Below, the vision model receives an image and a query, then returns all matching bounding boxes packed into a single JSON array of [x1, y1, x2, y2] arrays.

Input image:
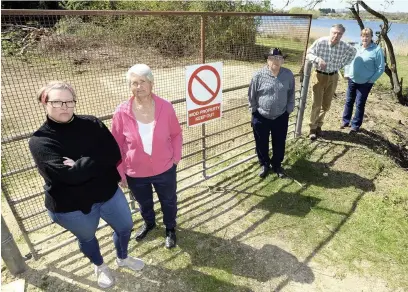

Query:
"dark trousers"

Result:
[[342, 79, 373, 130], [126, 164, 177, 230], [252, 111, 289, 169]]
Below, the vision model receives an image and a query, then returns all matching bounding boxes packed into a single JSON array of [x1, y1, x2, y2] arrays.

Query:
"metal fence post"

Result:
[[295, 60, 313, 138], [200, 15, 207, 179], [1, 215, 27, 275]]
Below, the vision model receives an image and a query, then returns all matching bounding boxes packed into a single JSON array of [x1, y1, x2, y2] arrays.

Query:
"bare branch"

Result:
[[276, 0, 295, 11], [349, 4, 364, 30], [304, 0, 324, 10]]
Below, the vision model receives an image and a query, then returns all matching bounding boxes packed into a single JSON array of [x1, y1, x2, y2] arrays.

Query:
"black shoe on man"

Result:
[[273, 166, 286, 178], [259, 165, 270, 178], [135, 222, 156, 241], [165, 229, 177, 249], [316, 126, 322, 137]]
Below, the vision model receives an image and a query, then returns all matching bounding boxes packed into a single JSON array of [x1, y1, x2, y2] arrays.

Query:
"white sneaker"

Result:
[[94, 263, 114, 288], [116, 256, 145, 271]]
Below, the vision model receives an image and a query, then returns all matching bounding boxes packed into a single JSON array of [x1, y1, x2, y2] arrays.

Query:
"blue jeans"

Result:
[[126, 164, 177, 230], [342, 79, 374, 130], [48, 188, 133, 265]]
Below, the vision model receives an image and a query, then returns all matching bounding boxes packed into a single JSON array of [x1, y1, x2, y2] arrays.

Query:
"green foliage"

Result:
[[55, 0, 271, 58], [319, 8, 336, 14], [1, 30, 27, 56], [289, 7, 321, 19]]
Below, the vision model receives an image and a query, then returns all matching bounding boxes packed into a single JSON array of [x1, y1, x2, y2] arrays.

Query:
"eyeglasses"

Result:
[[47, 100, 77, 108]]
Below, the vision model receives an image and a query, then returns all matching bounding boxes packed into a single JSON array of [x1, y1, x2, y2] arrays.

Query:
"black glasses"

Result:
[[47, 100, 77, 108]]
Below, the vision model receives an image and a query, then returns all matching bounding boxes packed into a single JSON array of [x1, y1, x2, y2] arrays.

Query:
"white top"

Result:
[[137, 121, 154, 155]]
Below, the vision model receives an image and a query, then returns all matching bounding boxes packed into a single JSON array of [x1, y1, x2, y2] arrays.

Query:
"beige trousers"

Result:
[[309, 71, 339, 130]]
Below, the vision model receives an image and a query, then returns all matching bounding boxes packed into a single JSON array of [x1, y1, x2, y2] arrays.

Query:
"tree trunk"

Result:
[[357, 1, 407, 105]]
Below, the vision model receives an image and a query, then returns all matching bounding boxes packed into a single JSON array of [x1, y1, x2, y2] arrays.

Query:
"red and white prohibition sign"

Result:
[[185, 62, 223, 127]]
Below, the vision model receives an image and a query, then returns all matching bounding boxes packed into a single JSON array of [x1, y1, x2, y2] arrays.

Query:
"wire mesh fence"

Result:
[[1, 10, 311, 259]]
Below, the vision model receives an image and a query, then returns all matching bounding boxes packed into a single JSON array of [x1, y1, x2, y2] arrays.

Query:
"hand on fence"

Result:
[[62, 157, 75, 167]]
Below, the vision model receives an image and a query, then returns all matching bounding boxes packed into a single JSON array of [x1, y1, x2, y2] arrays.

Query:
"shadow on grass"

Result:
[[321, 129, 408, 169], [13, 135, 384, 291], [18, 245, 253, 292], [288, 158, 376, 192], [178, 228, 314, 284], [271, 141, 384, 291]]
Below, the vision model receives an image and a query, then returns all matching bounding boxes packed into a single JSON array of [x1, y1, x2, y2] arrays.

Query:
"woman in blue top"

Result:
[[341, 28, 385, 132]]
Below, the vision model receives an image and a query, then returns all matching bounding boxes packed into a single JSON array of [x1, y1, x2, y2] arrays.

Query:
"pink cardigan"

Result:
[[112, 94, 182, 179]]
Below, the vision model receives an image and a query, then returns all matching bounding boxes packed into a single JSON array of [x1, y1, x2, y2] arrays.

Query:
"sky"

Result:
[[276, 0, 408, 13]]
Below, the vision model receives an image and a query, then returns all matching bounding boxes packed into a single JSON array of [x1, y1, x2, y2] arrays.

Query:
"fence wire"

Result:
[[1, 10, 311, 259]]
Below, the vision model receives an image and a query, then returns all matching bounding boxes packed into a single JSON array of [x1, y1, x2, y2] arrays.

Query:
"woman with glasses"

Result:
[[28, 81, 144, 289], [248, 48, 295, 179]]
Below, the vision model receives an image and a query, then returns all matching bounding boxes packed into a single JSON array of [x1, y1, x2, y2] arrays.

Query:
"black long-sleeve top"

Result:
[[29, 115, 121, 214]]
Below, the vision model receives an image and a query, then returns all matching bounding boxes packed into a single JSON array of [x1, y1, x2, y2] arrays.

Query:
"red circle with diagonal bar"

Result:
[[188, 65, 221, 106]]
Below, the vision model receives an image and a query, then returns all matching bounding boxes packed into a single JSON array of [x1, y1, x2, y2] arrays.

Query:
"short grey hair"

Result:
[[126, 64, 154, 85], [331, 24, 346, 33]]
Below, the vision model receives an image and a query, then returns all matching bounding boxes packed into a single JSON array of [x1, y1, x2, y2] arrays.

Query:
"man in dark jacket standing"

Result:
[[248, 48, 295, 178]]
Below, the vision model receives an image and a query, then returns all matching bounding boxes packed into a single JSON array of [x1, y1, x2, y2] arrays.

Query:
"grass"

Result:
[[4, 121, 407, 290], [2, 21, 408, 291], [376, 55, 408, 96]]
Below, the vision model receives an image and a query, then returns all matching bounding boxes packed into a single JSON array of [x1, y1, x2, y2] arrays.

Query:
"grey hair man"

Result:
[[306, 24, 357, 140]]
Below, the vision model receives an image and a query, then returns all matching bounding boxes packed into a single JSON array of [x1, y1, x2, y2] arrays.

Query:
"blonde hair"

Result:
[[37, 81, 76, 104], [126, 64, 154, 85], [361, 28, 373, 37]]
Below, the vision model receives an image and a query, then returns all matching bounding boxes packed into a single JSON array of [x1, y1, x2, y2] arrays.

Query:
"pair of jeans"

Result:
[[48, 188, 133, 265], [252, 110, 289, 169], [126, 164, 178, 230], [342, 79, 374, 130]]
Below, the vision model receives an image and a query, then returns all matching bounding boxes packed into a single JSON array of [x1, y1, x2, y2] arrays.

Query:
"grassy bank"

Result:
[[3, 94, 407, 290]]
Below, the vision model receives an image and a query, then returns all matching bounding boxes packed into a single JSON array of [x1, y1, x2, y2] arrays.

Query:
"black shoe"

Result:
[[165, 229, 176, 249], [135, 222, 156, 241], [316, 126, 322, 136], [340, 123, 349, 129], [349, 128, 359, 134], [273, 166, 286, 178], [259, 165, 270, 178]]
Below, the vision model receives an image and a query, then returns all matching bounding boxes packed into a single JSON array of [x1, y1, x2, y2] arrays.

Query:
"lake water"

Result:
[[312, 18, 408, 42]]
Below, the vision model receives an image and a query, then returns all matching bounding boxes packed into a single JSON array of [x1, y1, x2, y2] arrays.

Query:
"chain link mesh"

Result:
[[1, 10, 311, 258]]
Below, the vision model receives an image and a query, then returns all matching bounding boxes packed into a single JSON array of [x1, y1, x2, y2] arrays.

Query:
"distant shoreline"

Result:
[[316, 16, 408, 24]]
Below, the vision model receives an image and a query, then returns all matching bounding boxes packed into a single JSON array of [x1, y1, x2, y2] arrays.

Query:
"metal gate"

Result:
[[1, 9, 312, 259]]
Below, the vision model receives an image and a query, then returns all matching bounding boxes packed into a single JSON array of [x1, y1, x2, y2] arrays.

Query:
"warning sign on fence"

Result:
[[186, 62, 222, 127]]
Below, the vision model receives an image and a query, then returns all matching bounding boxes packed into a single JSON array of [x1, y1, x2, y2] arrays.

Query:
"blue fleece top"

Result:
[[344, 42, 385, 84]]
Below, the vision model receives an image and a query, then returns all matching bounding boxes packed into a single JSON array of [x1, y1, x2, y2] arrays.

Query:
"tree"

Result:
[[289, 7, 321, 19], [349, 1, 407, 105], [287, 0, 407, 105]]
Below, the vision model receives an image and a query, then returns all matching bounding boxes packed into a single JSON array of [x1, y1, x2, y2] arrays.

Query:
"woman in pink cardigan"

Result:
[[112, 64, 182, 249]]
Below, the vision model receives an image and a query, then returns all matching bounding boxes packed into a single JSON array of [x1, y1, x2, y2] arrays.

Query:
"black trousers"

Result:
[[251, 111, 289, 169], [126, 164, 177, 230]]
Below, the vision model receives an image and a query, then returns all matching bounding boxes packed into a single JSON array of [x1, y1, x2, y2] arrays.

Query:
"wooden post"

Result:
[[1, 215, 27, 275]]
